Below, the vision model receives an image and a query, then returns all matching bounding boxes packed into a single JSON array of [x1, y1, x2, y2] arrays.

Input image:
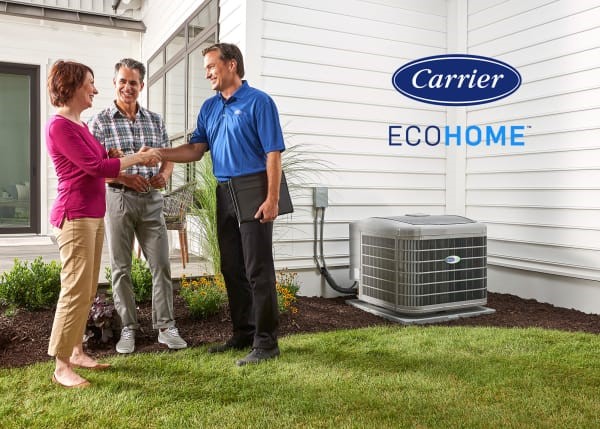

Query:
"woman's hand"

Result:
[[137, 146, 161, 166], [107, 148, 123, 158]]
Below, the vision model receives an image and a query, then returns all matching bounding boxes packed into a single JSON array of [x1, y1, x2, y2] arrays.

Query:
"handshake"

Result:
[[108, 146, 162, 167]]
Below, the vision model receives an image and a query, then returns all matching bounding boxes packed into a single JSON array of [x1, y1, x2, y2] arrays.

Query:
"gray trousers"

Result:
[[105, 188, 175, 330]]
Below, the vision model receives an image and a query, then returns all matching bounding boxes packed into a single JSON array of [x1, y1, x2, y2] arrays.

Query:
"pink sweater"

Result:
[[46, 115, 121, 228]]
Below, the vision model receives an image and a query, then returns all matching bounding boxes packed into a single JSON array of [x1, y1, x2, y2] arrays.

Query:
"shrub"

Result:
[[276, 271, 300, 314], [105, 254, 153, 302], [0, 257, 61, 310], [180, 274, 227, 319], [86, 294, 115, 343]]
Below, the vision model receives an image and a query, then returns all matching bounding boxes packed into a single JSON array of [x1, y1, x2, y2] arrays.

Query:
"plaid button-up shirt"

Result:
[[89, 102, 169, 179]]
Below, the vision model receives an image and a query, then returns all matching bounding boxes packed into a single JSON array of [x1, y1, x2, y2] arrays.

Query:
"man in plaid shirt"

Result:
[[89, 58, 187, 354]]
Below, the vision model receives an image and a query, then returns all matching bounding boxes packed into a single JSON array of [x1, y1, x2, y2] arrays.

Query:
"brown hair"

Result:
[[202, 43, 245, 78], [47, 60, 94, 107]]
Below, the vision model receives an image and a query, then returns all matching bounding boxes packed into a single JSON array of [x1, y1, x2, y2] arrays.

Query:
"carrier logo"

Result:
[[444, 255, 461, 265], [392, 54, 522, 106]]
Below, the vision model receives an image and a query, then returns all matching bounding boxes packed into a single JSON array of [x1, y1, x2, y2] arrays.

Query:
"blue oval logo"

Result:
[[445, 255, 461, 265], [392, 54, 521, 106]]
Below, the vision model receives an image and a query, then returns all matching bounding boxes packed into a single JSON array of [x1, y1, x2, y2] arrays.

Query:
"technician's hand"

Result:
[[149, 172, 168, 190], [138, 146, 161, 166], [255, 198, 279, 223]]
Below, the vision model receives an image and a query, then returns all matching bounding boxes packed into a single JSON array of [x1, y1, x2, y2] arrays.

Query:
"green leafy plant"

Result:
[[179, 270, 300, 319], [276, 270, 300, 314], [179, 274, 227, 319], [0, 257, 61, 310], [105, 254, 153, 302], [86, 294, 115, 343]]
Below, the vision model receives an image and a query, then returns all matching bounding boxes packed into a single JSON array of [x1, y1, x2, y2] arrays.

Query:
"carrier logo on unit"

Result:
[[445, 255, 461, 265], [392, 54, 522, 106]]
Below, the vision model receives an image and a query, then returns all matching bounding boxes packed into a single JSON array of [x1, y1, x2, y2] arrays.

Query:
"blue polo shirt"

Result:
[[189, 81, 285, 182]]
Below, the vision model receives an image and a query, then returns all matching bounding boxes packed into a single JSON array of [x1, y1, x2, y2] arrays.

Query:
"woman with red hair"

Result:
[[46, 60, 159, 388]]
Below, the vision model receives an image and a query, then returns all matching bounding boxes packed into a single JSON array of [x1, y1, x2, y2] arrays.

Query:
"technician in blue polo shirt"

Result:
[[156, 43, 285, 366]]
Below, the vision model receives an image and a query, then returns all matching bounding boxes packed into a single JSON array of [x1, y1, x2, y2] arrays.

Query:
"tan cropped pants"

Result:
[[48, 217, 104, 358]]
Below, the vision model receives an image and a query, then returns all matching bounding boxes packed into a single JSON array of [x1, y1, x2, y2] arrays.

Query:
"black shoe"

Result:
[[207, 339, 252, 354], [236, 346, 280, 366]]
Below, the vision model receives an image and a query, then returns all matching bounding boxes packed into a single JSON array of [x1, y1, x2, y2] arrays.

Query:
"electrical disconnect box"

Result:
[[313, 187, 328, 208]]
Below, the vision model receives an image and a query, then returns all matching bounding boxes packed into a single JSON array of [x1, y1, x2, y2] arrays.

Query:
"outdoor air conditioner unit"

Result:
[[349, 214, 488, 315]]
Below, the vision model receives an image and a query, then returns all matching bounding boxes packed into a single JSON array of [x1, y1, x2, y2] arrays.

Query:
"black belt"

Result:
[[108, 183, 150, 193]]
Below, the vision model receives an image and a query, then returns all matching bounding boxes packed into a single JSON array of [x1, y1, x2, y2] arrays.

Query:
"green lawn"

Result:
[[1, 326, 598, 428]]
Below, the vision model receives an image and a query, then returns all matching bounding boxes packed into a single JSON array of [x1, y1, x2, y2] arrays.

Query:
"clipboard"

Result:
[[228, 171, 294, 224]]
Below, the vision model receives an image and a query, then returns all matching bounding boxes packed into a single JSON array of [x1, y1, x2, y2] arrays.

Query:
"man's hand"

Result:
[[119, 174, 151, 193], [149, 172, 168, 190], [255, 198, 279, 223], [256, 151, 282, 223]]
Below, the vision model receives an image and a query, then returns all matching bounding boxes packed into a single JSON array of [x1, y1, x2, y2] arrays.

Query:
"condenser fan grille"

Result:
[[360, 234, 487, 313]]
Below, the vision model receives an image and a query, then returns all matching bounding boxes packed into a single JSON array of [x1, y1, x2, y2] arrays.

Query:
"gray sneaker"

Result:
[[158, 327, 188, 350], [116, 327, 135, 354]]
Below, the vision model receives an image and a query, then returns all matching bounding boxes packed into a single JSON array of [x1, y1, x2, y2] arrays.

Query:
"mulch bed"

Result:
[[1, 292, 599, 368]]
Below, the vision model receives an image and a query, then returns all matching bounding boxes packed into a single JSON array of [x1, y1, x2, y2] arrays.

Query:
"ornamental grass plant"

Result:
[[190, 153, 220, 275]]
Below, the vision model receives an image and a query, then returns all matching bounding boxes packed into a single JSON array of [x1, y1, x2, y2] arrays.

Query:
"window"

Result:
[[187, 40, 216, 130], [165, 29, 185, 63], [165, 60, 186, 136], [188, 0, 218, 45], [147, 0, 218, 188], [148, 51, 164, 78], [148, 77, 164, 118], [0, 62, 40, 234]]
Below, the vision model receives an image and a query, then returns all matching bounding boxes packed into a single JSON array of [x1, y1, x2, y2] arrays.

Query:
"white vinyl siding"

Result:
[[465, 0, 600, 311], [257, 0, 448, 269]]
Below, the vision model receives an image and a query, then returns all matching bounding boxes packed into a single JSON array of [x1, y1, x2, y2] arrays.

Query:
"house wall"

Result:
[[464, 0, 600, 313], [247, 0, 449, 283], [0, 14, 141, 235]]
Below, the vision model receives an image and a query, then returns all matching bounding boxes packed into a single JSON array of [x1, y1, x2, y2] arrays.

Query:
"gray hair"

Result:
[[114, 58, 146, 82]]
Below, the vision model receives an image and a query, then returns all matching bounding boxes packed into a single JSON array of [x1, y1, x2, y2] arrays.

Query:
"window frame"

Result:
[[147, 0, 218, 186], [0, 62, 40, 234]]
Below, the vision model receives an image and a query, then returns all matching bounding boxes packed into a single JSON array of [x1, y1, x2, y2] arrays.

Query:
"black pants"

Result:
[[216, 183, 279, 349]]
